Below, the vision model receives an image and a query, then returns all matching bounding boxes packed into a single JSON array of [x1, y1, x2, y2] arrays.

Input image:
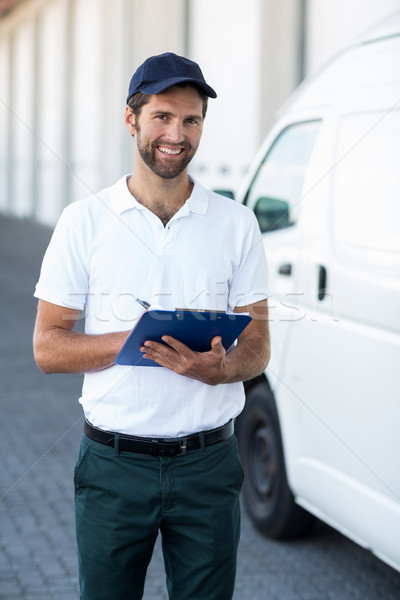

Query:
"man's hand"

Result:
[[140, 335, 229, 386], [141, 299, 271, 385]]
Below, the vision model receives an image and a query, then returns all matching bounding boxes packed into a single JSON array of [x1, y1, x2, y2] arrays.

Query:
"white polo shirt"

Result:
[[35, 175, 269, 437]]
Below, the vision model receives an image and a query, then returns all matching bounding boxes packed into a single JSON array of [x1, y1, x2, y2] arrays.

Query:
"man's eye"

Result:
[[156, 115, 167, 120]]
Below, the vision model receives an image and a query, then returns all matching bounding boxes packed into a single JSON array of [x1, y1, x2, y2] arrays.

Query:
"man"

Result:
[[33, 52, 270, 600]]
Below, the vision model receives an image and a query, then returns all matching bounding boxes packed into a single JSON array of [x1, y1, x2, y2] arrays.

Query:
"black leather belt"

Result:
[[84, 419, 234, 457]]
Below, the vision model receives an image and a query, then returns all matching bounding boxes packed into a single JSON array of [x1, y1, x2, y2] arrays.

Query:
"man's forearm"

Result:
[[222, 335, 270, 384], [33, 327, 130, 374]]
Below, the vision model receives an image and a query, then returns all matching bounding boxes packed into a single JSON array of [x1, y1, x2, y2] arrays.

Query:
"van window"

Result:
[[244, 122, 321, 233], [333, 111, 400, 256]]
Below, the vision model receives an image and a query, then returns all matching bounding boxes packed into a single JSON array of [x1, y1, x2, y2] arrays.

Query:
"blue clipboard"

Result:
[[115, 309, 252, 367]]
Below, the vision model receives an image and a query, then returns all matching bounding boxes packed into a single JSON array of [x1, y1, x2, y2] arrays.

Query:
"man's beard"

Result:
[[135, 128, 197, 179]]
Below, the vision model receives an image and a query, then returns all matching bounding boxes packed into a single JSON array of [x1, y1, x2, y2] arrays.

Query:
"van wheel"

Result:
[[237, 381, 314, 538]]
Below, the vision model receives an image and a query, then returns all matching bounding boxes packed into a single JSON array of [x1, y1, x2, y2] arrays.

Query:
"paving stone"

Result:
[[1, 216, 400, 600]]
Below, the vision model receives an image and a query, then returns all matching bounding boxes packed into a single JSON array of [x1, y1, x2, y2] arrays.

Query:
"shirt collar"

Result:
[[108, 175, 144, 215], [185, 176, 209, 215], [109, 174, 209, 217]]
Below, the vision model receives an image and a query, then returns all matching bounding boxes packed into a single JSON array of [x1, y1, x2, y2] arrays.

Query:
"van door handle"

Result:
[[278, 263, 292, 276], [318, 265, 327, 300]]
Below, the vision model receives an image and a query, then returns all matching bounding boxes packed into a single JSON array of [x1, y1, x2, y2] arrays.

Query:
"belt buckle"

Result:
[[179, 438, 188, 456]]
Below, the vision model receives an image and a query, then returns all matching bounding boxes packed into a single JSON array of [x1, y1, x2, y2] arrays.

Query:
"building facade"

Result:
[[0, 0, 399, 225]]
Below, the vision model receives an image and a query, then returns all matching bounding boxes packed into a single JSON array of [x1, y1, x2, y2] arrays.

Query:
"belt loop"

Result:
[[114, 433, 120, 456], [199, 432, 206, 454], [151, 440, 159, 456]]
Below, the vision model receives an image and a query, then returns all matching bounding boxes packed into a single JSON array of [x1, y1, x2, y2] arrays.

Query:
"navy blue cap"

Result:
[[126, 52, 217, 103]]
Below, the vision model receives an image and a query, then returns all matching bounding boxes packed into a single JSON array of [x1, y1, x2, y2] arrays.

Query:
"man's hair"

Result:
[[127, 83, 208, 119]]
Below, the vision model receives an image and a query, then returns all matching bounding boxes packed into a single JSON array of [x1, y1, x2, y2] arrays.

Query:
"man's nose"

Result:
[[165, 120, 184, 143]]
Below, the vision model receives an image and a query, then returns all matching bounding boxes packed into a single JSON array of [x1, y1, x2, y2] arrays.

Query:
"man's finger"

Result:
[[211, 336, 222, 347], [161, 336, 190, 354], [210, 336, 225, 354]]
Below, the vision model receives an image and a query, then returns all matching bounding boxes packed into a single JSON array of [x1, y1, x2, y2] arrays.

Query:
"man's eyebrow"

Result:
[[149, 110, 173, 117], [149, 109, 202, 121], [185, 114, 203, 121]]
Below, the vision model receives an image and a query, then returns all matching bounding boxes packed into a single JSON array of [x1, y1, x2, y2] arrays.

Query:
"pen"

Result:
[[136, 297, 151, 310]]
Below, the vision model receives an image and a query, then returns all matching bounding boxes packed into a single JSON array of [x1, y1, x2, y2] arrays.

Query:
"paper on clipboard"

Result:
[[115, 309, 252, 367]]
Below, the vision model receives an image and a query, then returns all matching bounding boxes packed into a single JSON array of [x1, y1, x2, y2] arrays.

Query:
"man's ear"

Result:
[[124, 106, 136, 137]]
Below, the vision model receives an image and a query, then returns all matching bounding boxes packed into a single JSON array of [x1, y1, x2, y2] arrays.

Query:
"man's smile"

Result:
[[157, 146, 184, 155]]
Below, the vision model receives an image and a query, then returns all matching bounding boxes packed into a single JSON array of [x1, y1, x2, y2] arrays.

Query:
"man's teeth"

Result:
[[159, 146, 182, 155]]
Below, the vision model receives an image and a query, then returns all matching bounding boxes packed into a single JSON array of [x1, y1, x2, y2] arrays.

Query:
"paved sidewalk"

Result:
[[1, 215, 400, 600]]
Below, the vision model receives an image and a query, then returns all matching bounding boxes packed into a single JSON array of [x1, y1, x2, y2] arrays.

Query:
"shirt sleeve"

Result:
[[34, 205, 89, 310], [228, 211, 269, 310]]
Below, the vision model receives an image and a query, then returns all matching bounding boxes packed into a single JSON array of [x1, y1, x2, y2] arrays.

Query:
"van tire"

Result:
[[237, 381, 314, 538]]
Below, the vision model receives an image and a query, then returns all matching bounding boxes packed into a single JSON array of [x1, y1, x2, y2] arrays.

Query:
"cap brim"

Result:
[[140, 76, 217, 98]]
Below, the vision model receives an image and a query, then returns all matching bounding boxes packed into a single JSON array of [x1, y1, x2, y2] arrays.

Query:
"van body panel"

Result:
[[238, 18, 400, 572], [295, 466, 400, 570]]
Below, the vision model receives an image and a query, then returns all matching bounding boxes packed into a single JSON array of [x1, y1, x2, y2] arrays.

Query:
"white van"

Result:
[[235, 13, 400, 572]]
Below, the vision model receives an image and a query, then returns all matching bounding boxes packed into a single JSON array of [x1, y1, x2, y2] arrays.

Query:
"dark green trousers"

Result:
[[74, 432, 243, 600]]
